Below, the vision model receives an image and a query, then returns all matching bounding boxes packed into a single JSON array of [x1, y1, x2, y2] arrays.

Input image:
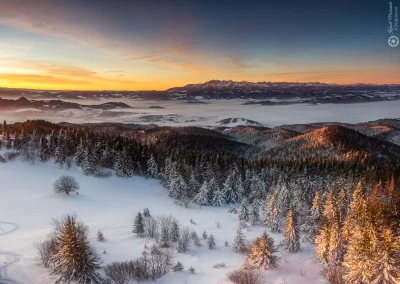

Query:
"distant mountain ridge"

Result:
[[0, 96, 131, 111], [167, 79, 400, 92], [1, 80, 400, 104]]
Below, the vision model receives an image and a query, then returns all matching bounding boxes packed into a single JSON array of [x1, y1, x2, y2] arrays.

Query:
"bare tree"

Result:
[[145, 218, 158, 238], [53, 176, 80, 195], [104, 246, 173, 283], [36, 238, 58, 268]]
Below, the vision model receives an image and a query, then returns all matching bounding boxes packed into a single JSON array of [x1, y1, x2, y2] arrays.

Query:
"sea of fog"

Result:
[[1, 98, 399, 127]]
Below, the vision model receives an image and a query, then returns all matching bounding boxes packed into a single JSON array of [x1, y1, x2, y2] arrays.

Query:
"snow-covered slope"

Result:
[[0, 159, 323, 284], [217, 118, 264, 127]]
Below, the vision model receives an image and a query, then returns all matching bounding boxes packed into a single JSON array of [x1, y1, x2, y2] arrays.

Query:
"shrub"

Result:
[[228, 268, 264, 284], [36, 238, 58, 268], [53, 175, 80, 195], [172, 261, 184, 271], [104, 246, 173, 283]]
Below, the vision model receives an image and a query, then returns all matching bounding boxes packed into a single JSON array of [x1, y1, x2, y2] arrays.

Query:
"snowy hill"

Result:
[[0, 159, 323, 284]]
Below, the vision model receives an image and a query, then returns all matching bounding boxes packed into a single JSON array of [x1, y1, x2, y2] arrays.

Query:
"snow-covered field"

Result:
[[1, 99, 400, 128], [0, 159, 323, 284]]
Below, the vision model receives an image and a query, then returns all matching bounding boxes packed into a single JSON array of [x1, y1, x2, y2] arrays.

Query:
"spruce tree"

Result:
[[302, 190, 323, 243], [270, 205, 280, 233], [343, 186, 377, 284], [170, 220, 180, 242], [143, 207, 150, 217], [191, 231, 200, 246], [193, 181, 210, 205], [222, 170, 244, 204], [158, 225, 169, 248], [284, 208, 300, 252], [38, 135, 49, 162], [250, 200, 260, 223], [177, 227, 190, 253], [211, 189, 226, 206], [207, 234, 216, 249], [133, 212, 145, 237], [97, 230, 104, 241], [239, 198, 250, 222], [245, 231, 279, 270], [51, 215, 102, 282], [233, 225, 246, 253], [370, 227, 400, 284], [202, 230, 208, 239], [75, 140, 84, 166], [147, 154, 158, 178]]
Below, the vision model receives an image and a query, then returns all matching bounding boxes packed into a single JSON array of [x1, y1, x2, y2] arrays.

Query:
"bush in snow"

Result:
[[104, 246, 173, 283], [53, 175, 80, 195], [104, 261, 136, 284], [202, 230, 208, 239], [172, 261, 184, 271], [227, 268, 264, 284], [189, 266, 195, 274]]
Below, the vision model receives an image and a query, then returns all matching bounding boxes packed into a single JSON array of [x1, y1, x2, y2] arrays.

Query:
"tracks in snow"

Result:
[[0, 221, 33, 284]]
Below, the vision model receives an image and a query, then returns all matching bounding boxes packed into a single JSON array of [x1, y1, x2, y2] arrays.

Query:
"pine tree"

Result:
[[177, 227, 191, 253], [370, 227, 400, 284], [48, 130, 57, 156], [54, 131, 66, 167], [269, 205, 280, 233], [301, 190, 323, 243], [75, 140, 84, 166], [147, 154, 158, 178], [343, 186, 378, 284], [316, 224, 331, 264], [143, 207, 150, 217], [284, 208, 300, 252], [97, 230, 104, 241], [250, 200, 260, 223], [170, 220, 180, 242], [191, 231, 200, 246], [275, 177, 291, 214], [239, 198, 250, 222], [233, 225, 246, 253], [51, 215, 102, 282], [193, 180, 210, 205], [202, 230, 208, 239], [38, 135, 49, 162], [158, 225, 169, 248], [114, 149, 132, 178], [207, 234, 216, 249], [133, 212, 145, 237], [211, 189, 226, 206], [222, 170, 244, 204], [245, 231, 279, 270], [82, 147, 97, 175]]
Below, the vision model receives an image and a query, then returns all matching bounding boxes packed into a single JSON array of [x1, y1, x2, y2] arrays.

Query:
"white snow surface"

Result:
[[0, 159, 323, 284]]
